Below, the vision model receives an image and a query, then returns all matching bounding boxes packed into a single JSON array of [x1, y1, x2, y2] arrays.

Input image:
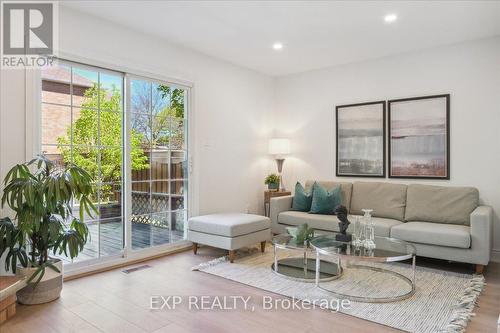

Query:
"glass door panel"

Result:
[[129, 77, 188, 250], [41, 61, 124, 264]]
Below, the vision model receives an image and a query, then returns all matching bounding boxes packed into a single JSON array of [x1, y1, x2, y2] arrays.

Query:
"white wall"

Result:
[[1, 8, 499, 260], [0, 69, 26, 217], [274, 37, 500, 257], [0, 6, 275, 221]]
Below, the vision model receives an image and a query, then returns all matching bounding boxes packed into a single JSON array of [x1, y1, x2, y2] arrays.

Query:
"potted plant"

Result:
[[0, 155, 97, 304], [265, 174, 280, 191]]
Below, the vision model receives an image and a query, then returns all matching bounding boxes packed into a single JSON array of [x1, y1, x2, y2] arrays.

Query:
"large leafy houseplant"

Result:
[[0, 155, 97, 285]]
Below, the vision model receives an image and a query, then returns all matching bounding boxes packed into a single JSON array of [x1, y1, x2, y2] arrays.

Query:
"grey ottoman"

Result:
[[187, 213, 271, 262]]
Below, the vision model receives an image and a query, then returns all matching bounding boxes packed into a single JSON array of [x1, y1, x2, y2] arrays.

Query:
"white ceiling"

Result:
[[63, 1, 500, 76]]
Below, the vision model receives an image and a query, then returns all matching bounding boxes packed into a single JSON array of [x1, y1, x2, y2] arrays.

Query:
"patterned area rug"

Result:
[[193, 248, 484, 333]]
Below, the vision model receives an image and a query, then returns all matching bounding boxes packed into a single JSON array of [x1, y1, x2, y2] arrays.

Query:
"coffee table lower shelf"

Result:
[[271, 257, 342, 282]]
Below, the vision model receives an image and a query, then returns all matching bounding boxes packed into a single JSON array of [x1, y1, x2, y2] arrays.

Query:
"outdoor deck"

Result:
[[56, 221, 184, 264]]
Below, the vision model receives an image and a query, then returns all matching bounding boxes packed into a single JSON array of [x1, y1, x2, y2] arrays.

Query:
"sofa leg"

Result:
[[192, 242, 198, 255], [228, 250, 235, 263], [260, 241, 266, 253], [475, 264, 485, 274]]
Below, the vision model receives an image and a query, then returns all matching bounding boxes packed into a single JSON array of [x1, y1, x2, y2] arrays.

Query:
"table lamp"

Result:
[[268, 138, 290, 191]]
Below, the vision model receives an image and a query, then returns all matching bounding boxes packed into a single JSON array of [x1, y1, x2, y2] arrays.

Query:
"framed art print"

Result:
[[388, 94, 450, 179], [336, 101, 386, 177]]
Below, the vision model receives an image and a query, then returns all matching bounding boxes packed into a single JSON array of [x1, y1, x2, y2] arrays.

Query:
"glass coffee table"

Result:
[[310, 235, 417, 303], [271, 234, 341, 282]]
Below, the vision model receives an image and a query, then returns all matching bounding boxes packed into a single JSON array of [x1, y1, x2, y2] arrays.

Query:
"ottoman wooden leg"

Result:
[[229, 250, 236, 263], [260, 241, 266, 253], [192, 242, 198, 255]]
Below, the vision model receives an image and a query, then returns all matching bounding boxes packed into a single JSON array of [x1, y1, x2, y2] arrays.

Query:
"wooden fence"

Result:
[[131, 151, 186, 194]]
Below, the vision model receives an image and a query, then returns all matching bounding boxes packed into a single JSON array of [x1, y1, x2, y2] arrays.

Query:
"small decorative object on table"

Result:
[[286, 223, 314, 245], [362, 208, 376, 250], [265, 173, 280, 191], [352, 216, 363, 247], [335, 205, 352, 242]]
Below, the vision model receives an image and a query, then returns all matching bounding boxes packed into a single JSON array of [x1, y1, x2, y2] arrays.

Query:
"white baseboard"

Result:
[[491, 248, 500, 263]]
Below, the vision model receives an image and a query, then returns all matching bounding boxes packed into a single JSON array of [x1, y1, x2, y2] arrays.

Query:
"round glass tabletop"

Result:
[[310, 234, 417, 303], [271, 233, 310, 250], [310, 234, 416, 262]]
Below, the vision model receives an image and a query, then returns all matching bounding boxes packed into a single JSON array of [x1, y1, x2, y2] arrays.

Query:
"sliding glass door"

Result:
[[41, 61, 125, 263], [40, 60, 189, 265], [128, 77, 188, 250]]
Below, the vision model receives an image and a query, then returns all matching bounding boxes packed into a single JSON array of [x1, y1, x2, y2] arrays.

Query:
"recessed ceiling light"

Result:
[[272, 42, 283, 50], [384, 14, 398, 23]]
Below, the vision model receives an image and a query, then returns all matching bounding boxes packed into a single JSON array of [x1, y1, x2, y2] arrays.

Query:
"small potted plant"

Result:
[[265, 174, 280, 191], [0, 155, 97, 304]]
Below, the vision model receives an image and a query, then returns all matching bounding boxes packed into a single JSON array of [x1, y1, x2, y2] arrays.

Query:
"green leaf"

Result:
[[26, 265, 45, 285], [19, 250, 28, 268], [45, 261, 61, 274]]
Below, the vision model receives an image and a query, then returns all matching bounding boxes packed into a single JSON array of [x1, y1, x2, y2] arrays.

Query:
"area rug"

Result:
[[192, 248, 484, 333]]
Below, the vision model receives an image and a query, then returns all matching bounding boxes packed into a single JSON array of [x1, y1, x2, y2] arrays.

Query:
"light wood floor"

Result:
[[2, 246, 499, 333]]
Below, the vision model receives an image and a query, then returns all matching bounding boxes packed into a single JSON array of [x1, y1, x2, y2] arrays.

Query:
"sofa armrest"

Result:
[[470, 205, 493, 265], [270, 196, 293, 233]]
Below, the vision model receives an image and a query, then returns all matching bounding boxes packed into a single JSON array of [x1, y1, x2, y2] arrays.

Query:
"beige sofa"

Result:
[[270, 181, 493, 273]]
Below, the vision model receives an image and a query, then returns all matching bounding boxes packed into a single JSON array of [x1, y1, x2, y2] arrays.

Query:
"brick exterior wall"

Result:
[[42, 82, 85, 155]]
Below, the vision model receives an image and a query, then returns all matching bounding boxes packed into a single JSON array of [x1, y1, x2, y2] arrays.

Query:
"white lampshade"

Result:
[[268, 138, 290, 155]]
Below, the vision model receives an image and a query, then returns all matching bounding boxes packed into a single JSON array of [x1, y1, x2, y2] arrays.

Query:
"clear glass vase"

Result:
[[352, 216, 363, 247], [361, 209, 376, 250]]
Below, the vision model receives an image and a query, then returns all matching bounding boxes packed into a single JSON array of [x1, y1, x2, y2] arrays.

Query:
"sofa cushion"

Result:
[[291, 182, 313, 212], [391, 222, 471, 249], [405, 184, 479, 225], [309, 183, 341, 215], [350, 182, 407, 221], [305, 180, 353, 211], [188, 213, 270, 237], [278, 211, 338, 231], [278, 211, 402, 237]]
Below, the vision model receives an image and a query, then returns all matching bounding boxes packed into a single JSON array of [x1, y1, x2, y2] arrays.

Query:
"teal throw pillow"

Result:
[[291, 182, 313, 212], [309, 183, 342, 215]]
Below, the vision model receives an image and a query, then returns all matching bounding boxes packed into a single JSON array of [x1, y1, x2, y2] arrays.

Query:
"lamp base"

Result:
[[275, 159, 285, 191], [276, 159, 284, 173]]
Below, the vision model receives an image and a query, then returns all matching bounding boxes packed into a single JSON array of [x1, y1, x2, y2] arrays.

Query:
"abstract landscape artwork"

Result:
[[388, 94, 450, 179], [336, 101, 385, 177]]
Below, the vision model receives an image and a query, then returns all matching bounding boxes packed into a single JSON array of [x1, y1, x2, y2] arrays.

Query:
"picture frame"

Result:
[[388, 94, 450, 179], [336, 101, 386, 177]]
